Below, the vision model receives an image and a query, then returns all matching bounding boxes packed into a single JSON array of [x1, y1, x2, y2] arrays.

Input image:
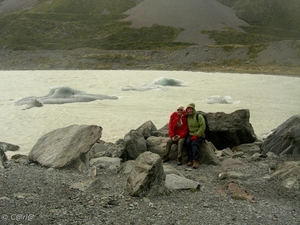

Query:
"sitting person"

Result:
[[185, 103, 206, 169], [162, 105, 188, 165]]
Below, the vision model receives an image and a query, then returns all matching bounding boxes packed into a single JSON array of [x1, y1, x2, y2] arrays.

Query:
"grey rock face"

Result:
[[121, 130, 147, 161], [28, 124, 102, 168], [126, 151, 165, 197], [261, 115, 300, 156], [206, 109, 256, 149]]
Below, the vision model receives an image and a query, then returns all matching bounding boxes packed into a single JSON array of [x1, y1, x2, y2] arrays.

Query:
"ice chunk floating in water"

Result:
[[121, 77, 185, 91], [205, 95, 240, 104], [15, 86, 118, 106], [152, 77, 185, 86]]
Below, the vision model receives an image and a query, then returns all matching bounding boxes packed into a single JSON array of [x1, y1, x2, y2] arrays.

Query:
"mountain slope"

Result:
[[123, 0, 248, 45], [0, 0, 299, 50]]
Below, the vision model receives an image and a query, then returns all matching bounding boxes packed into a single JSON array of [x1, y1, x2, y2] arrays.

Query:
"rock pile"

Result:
[[1, 110, 300, 197]]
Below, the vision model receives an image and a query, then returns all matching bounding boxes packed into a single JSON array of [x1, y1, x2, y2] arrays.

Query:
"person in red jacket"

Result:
[[162, 105, 189, 165]]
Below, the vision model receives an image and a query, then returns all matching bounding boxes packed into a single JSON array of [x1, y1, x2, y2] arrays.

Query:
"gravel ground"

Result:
[[1, 155, 300, 225]]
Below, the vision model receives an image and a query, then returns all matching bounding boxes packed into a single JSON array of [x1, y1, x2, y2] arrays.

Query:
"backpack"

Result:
[[196, 111, 210, 138]]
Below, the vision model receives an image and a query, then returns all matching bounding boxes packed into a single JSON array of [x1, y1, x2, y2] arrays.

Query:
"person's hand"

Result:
[[191, 135, 198, 141], [172, 135, 180, 141]]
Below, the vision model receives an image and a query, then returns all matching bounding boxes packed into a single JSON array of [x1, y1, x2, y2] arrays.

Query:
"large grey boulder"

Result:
[[126, 151, 165, 197], [136, 120, 158, 139], [121, 130, 147, 161], [28, 124, 102, 169], [261, 115, 300, 156], [206, 109, 256, 149]]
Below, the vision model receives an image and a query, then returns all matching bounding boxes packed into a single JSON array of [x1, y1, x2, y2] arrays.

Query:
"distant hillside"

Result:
[[0, 0, 299, 50], [122, 0, 248, 45], [214, 0, 300, 44]]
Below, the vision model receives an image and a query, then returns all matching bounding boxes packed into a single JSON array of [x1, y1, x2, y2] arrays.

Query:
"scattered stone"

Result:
[[249, 153, 264, 161], [194, 174, 209, 183], [70, 178, 101, 192], [165, 174, 200, 190], [214, 150, 223, 158], [221, 147, 233, 157], [232, 142, 262, 154], [218, 171, 251, 180], [271, 161, 300, 179], [11, 154, 29, 164], [282, 177, 299, 189], [214, 180, 256, 203], [87, 166, 97, 177], [266, 152, 278, 158], [232, 151, 244, 158], [220, 158, 250, 169], [89, 157, 121, 170], [0, 196, 11, 202]]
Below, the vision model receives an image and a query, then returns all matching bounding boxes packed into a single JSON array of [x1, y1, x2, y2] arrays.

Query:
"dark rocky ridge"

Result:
[[0, 42, 299, 76]]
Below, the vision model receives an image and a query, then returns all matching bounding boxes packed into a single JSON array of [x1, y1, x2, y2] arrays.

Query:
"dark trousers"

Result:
[[186, 135, 204, 162]]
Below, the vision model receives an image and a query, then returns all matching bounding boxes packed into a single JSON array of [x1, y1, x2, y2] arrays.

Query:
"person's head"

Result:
[[176, 105, 184, 114], [186, 103, 195, 115]]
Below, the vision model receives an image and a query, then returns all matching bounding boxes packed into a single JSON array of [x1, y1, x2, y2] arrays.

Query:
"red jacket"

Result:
[[168, 111, 188, 138]]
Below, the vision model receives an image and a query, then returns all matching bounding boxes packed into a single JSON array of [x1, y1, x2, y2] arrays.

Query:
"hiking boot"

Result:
[[177, 157, 182, 165], [187, 161, 193, 166], [162, 155, 169, 163], [192, 160, 199, 169]]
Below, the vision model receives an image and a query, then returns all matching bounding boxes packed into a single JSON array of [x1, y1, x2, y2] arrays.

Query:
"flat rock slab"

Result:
[[165, 174, 200, 190], [70, 178, 101, 192]]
